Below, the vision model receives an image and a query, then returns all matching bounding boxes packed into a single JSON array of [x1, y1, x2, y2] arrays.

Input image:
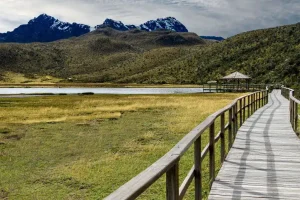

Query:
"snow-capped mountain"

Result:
[[0, 14, 189, 43], [0, 14, 91, 43], [95, 17, 188, 32], [140, 17, 188, 32], [95, 19, 138, 31]]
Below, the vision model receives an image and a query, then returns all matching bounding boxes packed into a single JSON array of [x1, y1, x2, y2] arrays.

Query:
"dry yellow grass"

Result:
[[0, 72, 62, 84], [0, 93, 244, 199], [0, 94, 237, 126]]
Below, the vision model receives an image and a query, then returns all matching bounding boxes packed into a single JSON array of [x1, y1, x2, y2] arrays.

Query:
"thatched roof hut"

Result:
[[221, 72, 251, 80], [221, 72, 251, 90]]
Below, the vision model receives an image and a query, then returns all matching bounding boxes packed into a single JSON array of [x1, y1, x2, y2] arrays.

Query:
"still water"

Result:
[[0, 88, 204, 95]]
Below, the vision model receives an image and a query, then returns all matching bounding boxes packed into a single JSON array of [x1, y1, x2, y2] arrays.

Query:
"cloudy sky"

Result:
[[1, 0, 300, 37]]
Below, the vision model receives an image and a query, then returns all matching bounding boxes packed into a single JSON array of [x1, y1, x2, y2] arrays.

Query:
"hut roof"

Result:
[[221, 72, 251, 80]]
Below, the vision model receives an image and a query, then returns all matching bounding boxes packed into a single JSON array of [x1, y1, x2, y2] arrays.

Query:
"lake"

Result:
[[0, 87, 204, 95]]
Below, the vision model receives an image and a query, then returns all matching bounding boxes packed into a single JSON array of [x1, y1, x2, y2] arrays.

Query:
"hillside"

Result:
[[119, 23, 300, 86], [0, 28, 205, 83], [0, 23, 300, 86]]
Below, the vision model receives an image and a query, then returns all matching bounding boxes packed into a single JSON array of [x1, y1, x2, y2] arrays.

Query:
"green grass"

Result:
[[0, 93, 244, 199]]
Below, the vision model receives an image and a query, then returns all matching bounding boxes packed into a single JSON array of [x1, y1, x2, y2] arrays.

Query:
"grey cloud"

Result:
[[0, 0, 300, 37]]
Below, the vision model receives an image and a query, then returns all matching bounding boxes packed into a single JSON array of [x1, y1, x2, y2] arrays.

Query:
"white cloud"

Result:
[[0, 0, 300, 37]]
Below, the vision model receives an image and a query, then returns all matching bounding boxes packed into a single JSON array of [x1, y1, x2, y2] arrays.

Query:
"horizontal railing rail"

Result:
[[202, 83, 268, 93], [105, 90, 269, 200], [281, 86, 299, 133]]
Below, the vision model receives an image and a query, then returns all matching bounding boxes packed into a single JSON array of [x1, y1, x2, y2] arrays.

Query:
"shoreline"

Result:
[[0, 83, 202, 88]]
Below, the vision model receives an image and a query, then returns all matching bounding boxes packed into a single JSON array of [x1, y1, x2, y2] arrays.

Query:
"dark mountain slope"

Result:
[[86, 28, 203, 49], [0, 28, 205, 83], [0, 14, 90, 43], [120, 23, 300, 85], [0, 14, 189, 43], [200, 36, 225, 41]]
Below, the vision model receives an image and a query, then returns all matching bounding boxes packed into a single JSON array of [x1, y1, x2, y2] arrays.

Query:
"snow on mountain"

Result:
[[139, 17, 188, 32], [126, 25, 139, 30], [0, 14, 90, 43], [0, 14, 190, 43], [94, 17, 188, 32], [95, 18, 130, 31]]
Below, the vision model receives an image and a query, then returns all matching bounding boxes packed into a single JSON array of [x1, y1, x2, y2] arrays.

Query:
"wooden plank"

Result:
[[194, 136, 201, 200], [239, 99, 243, 128], [209, 122, 215, 187], [179, 165, 194, 200], [209, 90, 300, 199], [220, 113, 225, 163], [228, 108, 233, 149], [242, 97, 246, 123], [166, 162, 179, 200]]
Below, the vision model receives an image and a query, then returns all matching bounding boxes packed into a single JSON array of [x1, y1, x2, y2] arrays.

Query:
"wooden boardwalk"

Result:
[[209, 90, 300, 200]]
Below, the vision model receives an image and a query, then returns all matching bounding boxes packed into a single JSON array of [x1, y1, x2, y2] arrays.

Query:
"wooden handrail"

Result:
[[202, 83, 267, 93], [281, 86, 299, 133], [105, 90, 269, 200]]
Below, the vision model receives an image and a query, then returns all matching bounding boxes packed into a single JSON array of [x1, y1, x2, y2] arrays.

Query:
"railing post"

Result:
[[258, 92, 261, 108], [251, 94, 254, 114], [293, 100, 295, 130], [247, 95, 250, 117], [260, 92, 262, 107], [294, 102, 298, 133], [228, 107, 233, 149], [256, 92, 259, 110], [248, 94, 252, 116], [292, 100, 296, 130], [255, 93, 258, 111], [243, 97, 246, 122], [290, 98, 293, 125], [166, 162, 179, 200], [194, 137, 202, 200], [235, 104, 238, 135], [239, 99, 242, 127], [220, 113, 225, 163], [232, 105, 236, 136], [209, 122, 215, 188], [261, 92, 263, 106], [253, 93, 255, 111]]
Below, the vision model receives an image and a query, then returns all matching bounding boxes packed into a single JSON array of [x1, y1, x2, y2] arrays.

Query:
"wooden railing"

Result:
[[105, 90, 269, 200], [281, 86, 299, 133], [202, 83, 268, 93]]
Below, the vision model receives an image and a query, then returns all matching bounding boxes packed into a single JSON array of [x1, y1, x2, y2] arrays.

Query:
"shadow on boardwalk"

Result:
[[209, 90, 300, 200]]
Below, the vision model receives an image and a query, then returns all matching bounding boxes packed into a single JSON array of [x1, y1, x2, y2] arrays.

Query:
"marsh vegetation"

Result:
[[0, 93, 243, 199]]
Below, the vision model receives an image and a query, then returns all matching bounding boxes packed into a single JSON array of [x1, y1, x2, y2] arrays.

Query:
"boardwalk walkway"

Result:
[[209, 90, 300, 199]]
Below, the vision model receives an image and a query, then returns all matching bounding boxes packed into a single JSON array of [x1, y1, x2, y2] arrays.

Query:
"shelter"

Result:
[[221, 71, 251, 90]]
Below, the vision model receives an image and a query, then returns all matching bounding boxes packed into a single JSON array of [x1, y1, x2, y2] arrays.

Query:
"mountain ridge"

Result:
[[0, 14, 91, 43], [200, 36, 225, 41], [0, 14, 191, 43], [1, 15, 297, 86]]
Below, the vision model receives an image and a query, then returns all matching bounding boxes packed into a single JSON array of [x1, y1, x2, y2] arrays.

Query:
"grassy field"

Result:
[[0, 93, 244, 199]]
